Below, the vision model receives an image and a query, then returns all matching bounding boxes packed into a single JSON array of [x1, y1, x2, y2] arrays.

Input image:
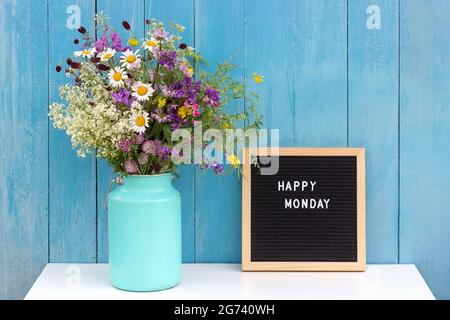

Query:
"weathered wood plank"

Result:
[[48, 0, 97, 263], [294, 0, 347, 147], [400, 0, 450, 299], [0, 0, 49, 299], [246, 0, 296, 147], [194, 0, 245, 262], [348, 0, 399, 262]]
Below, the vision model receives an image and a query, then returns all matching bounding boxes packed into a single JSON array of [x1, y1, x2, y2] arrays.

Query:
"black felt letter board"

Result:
[[250, 156, 357, 262]]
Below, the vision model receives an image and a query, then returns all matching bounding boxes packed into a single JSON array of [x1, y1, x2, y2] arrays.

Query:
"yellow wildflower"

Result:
[[178, 106, 192, 119], [227, 154, 240, 169], [128, 37, 139, 47], [252, 72, 264, 84], [158, 97, 167, 108], [223, 122, 232, 129]]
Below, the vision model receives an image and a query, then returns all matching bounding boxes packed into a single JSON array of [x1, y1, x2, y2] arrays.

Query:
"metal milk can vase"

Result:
[[108, 173, 181, 291]]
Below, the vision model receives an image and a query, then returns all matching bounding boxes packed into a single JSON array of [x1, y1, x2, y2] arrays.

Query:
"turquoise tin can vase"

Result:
[[108, 173, 181, 291]]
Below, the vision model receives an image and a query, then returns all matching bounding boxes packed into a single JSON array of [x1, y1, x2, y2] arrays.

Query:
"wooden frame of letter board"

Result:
[[242, 148, 366, 271]]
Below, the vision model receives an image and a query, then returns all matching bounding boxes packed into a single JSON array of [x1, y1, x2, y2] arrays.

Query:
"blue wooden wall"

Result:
[[0, 0, 449, 299]]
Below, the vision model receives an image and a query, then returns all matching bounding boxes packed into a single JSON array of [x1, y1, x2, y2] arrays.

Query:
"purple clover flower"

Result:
[[124, 159, 139, 174], [118, 138, 133, 152], [142, 140, 161, 155]]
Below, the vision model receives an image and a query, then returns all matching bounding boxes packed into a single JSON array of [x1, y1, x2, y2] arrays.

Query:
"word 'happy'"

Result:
[[278, 180, 330, 210]]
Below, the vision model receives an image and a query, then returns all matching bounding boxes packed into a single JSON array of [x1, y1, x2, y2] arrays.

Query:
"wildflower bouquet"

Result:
[[50, 15, 262, 175]]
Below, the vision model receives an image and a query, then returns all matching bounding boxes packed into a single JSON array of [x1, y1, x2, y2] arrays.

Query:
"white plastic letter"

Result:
[[66, 5, 81, 30], [367, 5, 381, 30]]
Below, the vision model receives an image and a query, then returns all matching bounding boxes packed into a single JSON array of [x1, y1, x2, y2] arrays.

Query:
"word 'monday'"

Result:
[[278, 180, 330, 210]]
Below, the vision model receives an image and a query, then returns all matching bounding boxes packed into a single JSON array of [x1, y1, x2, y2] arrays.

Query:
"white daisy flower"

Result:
[[108, 67, 128, 88], [74, 47, 96, 58], [120, 49, 141, 70], [130, 111, 149, 134], [143, 37, 158, 52], [98, 48, 116, 61], [131, 82, 154, 102]]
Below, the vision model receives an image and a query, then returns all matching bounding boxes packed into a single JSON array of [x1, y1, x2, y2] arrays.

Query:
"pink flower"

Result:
[[125, 78, 133, 88], [160, 84, 173, 98], [192, 103, 201, 117], [137, 153, 148, 165], [178, 61, 188, 73], [95, 34, 107, 52], [111, 31, 123, 51], [118, 138, 133, 152], [152, 47, 161, 59], [152, 28, 168, 40], [178, 61, 193, 78], [142, 140, 161, 155], [124, 159, 138, 173], [128, 60, 141, 70], [135, 134, 145, 144], [148, 69, 154, 82]]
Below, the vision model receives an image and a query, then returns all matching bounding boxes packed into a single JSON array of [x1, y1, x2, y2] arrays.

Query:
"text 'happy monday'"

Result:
[[278, 180, 330, 210]]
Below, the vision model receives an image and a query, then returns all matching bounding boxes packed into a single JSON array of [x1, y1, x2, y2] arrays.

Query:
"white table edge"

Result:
[[25, 263, 435, 300]]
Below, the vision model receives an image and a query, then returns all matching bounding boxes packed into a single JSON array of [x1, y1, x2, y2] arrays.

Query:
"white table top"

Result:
[[25, 263, 435, 300]]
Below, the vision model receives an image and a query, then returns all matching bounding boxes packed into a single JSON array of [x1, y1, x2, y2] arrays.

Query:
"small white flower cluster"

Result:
[[49, 64, 132, 158]]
